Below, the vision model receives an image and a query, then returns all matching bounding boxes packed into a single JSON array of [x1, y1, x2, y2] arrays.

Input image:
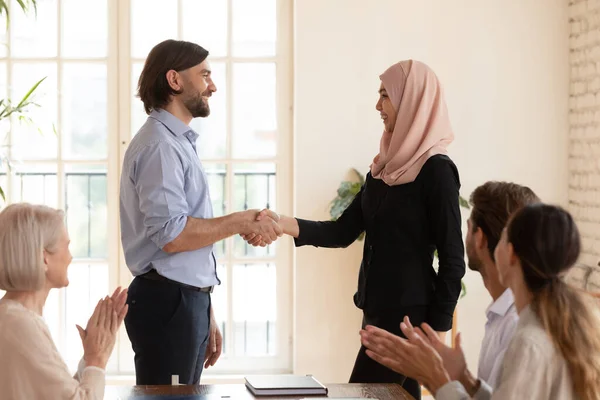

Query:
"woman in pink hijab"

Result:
[[244, 60, 465, 399]]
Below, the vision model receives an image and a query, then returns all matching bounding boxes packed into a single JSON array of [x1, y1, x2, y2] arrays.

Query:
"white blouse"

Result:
[[436, 305, 579, 400]]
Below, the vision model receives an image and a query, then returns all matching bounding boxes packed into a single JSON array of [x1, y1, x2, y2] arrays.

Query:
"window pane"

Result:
[[233, 163, 276, 258], [62, 63, 107, 159], [0, 62, 6, 97], [0, 61, 5, 164], [131, 62, 147, 136], [11, 0, 57, 58], [212, 264, 227, 354], [65, 165, 108, 259], [0, 18, 7, 58], [182, 0, 227, 57], [11, 63, 58, 159], [232, 0, 276, 57], [205, 163, 227, 258], [0, 61, 6, 139], [63, 263, 109, 371], [0, 169, 7, 206], [61, 0, 107, 58], [233, 263, 276, 356], [131, 0, 177, 59], [232, 63, 276, 158], [10, 164, 57, 207], [190, 62, 226, 159]]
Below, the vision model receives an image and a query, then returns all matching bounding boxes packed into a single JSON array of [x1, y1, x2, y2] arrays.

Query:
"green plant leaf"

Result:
[[15, 0, 37, 16], [459, 195, 470, 209], [460, 280, 467, 298], [16, 76, 46, 109], [337, 181, 353, 197], [0, 1, 9, 27], [1, 0, 37, 30], [352, 168, 365, 186]]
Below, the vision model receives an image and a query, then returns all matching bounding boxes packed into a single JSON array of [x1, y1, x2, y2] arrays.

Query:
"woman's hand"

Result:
[[76, 287, 128, 369], [241, 210, 298, 246]]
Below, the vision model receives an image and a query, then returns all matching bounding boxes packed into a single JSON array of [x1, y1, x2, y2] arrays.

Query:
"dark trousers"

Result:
[[124, 276, 211, 385], [349, 308, 428, 400]]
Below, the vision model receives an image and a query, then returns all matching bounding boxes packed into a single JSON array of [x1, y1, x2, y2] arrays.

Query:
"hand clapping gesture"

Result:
[[76, 287, 129, 370], [359, 316, 466, 393]]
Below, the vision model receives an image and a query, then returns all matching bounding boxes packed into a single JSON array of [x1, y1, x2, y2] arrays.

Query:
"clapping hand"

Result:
[[76, 287, 129, 369], [359, 316, 454, 392], [398, 317, 467, 382]]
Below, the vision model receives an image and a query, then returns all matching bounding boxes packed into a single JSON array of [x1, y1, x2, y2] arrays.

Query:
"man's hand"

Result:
[[436, 330, 447, 343], [359, 320, 451, 393], [241, 209, 282, 246], [399, 316, 467, 382], [239, 209, 282, 246], [204, 307, 223, 368]]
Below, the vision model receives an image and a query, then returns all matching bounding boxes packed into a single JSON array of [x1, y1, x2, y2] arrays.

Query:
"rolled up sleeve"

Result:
[[132, 141, 189, 249]]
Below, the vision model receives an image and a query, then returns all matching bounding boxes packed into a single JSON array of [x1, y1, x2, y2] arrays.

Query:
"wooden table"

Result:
[[105, 383, 414, 400]]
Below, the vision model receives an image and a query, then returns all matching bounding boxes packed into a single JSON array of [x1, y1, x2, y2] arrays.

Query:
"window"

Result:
[[0, 0, 292, 375]]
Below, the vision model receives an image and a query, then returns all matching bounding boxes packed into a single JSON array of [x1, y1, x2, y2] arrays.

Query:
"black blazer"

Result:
[[294, 155, 466, 331]]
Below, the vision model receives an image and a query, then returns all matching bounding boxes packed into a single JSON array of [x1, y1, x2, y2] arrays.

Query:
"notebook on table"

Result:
[[244, 374, 328, 396]]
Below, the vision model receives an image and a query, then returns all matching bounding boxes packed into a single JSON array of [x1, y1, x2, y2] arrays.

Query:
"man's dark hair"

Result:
[[137, 39, 209, 114], [469, 181, 540, 259]]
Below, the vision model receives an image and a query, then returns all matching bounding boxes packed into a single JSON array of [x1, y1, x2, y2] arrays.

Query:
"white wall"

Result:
[[569, 0, 600, 282], [293, 0, 569, 383]]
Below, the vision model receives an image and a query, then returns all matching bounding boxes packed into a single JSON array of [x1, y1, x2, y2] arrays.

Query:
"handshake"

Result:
[[240, 208, 285, 247]]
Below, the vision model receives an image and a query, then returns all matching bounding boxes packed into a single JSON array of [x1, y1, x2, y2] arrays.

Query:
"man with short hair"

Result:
[[119, 39, 282, 385], [465, 181, 540, 387]]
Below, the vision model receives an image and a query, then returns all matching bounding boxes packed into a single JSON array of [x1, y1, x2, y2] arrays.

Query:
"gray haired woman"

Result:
[[0, 203, 128, 399]]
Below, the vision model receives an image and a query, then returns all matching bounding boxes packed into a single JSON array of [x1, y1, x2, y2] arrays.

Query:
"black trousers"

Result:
[[349, 307, 428, 400], [124, 276, 211, 385]]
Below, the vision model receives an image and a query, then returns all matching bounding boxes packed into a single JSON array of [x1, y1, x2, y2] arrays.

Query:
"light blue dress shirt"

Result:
[[119, 109, 220, 288], [477, 288, 518, 388]]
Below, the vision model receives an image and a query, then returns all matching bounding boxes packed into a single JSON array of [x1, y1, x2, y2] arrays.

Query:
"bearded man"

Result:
[[119, 40, 282, 385]]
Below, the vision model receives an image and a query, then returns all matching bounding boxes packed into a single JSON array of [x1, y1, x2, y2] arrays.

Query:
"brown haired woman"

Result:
[[361, 203, 600, 399]]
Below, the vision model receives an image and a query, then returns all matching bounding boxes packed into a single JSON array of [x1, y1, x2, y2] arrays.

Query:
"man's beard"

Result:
[[466, 246, 483, 272], [183, 90, 211, 118], [468, 258, 482, 272]]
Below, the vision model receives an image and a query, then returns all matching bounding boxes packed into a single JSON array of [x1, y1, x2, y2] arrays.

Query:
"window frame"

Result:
[[0, 0, 293, 376]]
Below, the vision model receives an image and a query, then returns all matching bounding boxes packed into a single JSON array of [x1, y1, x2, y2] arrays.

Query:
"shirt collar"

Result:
[[486, 288, 515, 318], [149, 109, 199, 140]]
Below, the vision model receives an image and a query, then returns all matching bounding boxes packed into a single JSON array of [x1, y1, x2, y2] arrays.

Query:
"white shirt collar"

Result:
[[486, 288, 515, 318]]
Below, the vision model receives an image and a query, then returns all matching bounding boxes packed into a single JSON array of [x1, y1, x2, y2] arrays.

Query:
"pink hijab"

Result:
[[370, 60, 454, 186]]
